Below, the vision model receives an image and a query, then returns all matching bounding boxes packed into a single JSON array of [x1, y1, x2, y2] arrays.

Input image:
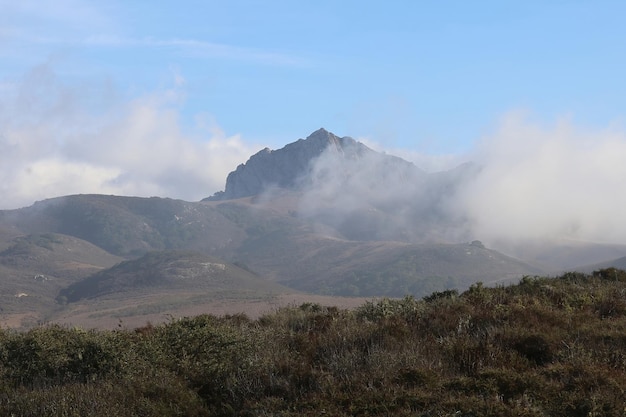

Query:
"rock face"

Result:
[[206, 128, 384, 200], [203, 128, 482, 243]]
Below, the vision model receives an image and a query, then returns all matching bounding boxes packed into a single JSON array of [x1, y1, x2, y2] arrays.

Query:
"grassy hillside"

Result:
[[1, 195, 545, 300], [58, 250, 290, 303], [0, 233, 122, 275], [1, 269, 625, 416], [0, 195, 248, 257], [48, 250, 293, 328], [0, 233, 123, 324], [239, 232, 543, 297], [576, 255, 626, 274]]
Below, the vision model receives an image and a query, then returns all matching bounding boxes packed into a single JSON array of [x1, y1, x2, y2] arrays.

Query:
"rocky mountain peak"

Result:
[[205, 128, 374, 200]]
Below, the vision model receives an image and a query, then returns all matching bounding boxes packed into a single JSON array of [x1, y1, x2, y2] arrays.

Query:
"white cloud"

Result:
[[0, 62, 260, 209], [456, 112, 626, 245], [358, 136, 470, 173], [4, 59, 626, 251], [296, 140, 466, 243], [294, 114, 626, 247]]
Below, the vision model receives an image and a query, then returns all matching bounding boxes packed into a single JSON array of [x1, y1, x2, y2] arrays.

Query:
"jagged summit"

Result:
[[205, 128, 382, 201], [299, 128, 361, 155]]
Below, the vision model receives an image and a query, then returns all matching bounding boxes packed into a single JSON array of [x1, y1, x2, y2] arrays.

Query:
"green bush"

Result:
[[1, 326, 121, 386], [0, 271, 626, 415]]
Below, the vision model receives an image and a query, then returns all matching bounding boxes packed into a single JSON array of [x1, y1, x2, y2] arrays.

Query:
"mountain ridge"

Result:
[[1, 128, 624, 328], [206, 128, 421, 201]]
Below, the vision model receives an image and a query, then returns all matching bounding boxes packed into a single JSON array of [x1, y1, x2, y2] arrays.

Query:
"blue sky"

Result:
[[4, 1, 625, 148], [2, 0, 626, 238]]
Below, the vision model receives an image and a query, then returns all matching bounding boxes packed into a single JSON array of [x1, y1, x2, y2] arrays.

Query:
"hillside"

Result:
[[44, 250, 299, 329], [0, 233, 123, 326], [1, 193, 545, 301], [0, 233, 122, 276], [58, 250, 289, 302], [234, 225, 543, 296], [0, 195, 248, 257], [0, 128, 624, 328], [1, 270, 625, 416], [574, 255, 626, 274]]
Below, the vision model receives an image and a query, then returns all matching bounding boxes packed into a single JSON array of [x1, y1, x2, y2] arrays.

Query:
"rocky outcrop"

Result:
[[205, 128, 383, 200]]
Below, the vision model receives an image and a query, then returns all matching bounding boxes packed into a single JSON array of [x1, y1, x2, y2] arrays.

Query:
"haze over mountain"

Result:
[[206, 127, 626, 263], [207, 128, 477, 243], [207, 128, 422, 201], [1, 128, 625, 328], [3, 2, 626, 256]]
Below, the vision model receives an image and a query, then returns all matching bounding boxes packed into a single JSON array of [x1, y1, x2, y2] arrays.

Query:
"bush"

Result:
[[1, 326, 121, 386], [1, 271, 626, 415]]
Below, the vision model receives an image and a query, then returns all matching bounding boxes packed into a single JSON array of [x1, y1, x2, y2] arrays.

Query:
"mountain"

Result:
[[0, 233, 122, 280], [0, 193, 543, 314], [2, 128, 601, 328], [207, 128, 479, 243], [491, 238, 626, 272], [205, 128, 422, 201]]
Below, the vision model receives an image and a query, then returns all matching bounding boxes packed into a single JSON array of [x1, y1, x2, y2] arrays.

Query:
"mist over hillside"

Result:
[[207, 128, 476, 243], [459, 115, 626, 245], [1, 127, 625, 328], [3, 111, 626, 253], [296, 136, 477, 243], [208, 127, 626, 266]]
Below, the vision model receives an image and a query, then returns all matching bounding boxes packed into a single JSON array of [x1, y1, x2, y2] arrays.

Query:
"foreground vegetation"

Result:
[[2, 269, 626, 416]]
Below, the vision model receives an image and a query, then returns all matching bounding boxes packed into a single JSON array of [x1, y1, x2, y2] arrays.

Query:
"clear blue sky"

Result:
[[2, 0, 626, 212]]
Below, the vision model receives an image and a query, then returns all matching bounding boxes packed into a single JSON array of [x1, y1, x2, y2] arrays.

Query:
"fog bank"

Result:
[[298, 114, 626, 247], [460, 113, 626, 245]]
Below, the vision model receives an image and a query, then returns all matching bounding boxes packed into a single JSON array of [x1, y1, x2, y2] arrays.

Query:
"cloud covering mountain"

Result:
[[2, 63, 626, 249], [209, 123, 626, 249]]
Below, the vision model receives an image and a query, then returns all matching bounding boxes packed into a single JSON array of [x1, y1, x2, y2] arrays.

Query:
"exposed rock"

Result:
[[205, 128, 389, 200]]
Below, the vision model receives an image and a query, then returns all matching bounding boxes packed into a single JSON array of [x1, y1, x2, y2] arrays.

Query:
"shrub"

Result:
[[512, 334, 554, 366], [0, 326, 121, 386], [593, 267, 626, 282], [1, 271, 626, 416]]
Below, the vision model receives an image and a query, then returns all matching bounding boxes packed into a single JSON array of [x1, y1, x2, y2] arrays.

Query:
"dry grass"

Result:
[[47, 293, 373, 330]]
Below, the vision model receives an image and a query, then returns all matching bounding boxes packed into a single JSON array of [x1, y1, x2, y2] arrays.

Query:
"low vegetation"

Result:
[[1, 269, 626, 416]]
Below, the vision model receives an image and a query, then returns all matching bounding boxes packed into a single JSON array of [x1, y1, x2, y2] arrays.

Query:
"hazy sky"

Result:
[[2, 0, 626, 243]]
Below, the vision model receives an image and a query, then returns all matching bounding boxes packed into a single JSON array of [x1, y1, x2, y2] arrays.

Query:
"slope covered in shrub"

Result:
[[1, 269, 625, 416]]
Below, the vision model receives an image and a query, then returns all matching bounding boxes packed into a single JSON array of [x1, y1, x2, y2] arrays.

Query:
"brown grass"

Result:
[[47, 293, 373, 330]]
